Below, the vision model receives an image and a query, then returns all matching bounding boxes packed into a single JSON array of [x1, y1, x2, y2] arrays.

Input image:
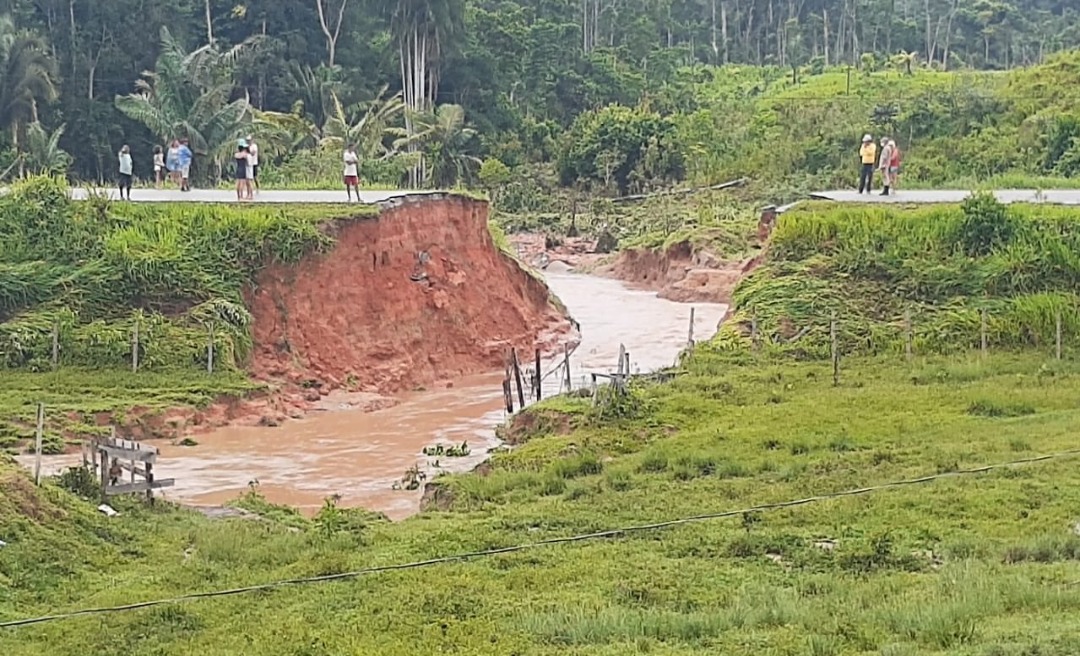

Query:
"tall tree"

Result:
[[0, 15, 56, 162], [391, 0, 463, 185], [314, 0, 348, 68]]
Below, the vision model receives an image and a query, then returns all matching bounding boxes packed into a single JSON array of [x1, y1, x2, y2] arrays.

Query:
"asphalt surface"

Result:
[[811, 189, 1080, 205], [66, 188, 443, 204]]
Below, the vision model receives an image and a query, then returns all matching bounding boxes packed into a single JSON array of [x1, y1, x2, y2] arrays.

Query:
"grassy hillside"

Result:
[[0, 177, 376, 453], [715, 195, 1080, 359], [3, 346, 1080, 654]]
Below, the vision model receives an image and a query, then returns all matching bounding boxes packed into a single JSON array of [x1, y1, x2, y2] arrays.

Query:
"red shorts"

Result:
[[344, 175, 359, 187]]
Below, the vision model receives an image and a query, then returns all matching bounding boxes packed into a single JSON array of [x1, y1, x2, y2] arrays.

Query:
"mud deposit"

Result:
[[29, 272, 726, 520]]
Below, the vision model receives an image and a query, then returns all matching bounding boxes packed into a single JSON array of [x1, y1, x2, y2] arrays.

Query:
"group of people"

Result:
[[857, 134, 902, 196], [114, 138, 364, 201], [116, 139, 195, 200], [232, 137, 261, 201]]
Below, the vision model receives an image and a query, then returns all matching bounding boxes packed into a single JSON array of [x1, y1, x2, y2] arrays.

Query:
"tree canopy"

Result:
[[0, 0, 1076, 187]]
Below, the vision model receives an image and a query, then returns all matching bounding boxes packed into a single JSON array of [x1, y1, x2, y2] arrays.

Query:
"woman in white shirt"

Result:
[[118, 145, 133, 200]]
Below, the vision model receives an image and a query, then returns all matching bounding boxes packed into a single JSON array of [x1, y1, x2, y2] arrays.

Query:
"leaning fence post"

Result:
[[904, 309, 913, 362], [131, 320, 140, 372], [51, 322, 59, 369], [1055, 310, 1063, 360], [511, 348, 525, 409], [34, 403, 44, 485], [830, 314, 840, 387], [980, 308, 988, 356], [207, 322, 215, 373]]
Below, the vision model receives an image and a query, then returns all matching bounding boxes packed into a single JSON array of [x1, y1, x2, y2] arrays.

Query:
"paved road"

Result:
[[812, 189, 1080, 205], [66, 188, 443, 204]]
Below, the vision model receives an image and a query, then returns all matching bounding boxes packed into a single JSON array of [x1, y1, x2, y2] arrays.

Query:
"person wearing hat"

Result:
[[878, 137, 896, 196], [246, 135, 259, 193], [858, 134, 877, 194]]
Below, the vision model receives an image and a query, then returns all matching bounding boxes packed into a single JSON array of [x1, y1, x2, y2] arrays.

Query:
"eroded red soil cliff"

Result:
[[246, 194, 571, 394]]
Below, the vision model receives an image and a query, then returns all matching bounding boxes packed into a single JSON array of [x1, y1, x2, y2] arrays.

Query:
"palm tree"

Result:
[[393, 104, 479, 188], [0, 16, 57, 168], [114, 27, 258, 181], [321, 85, 405, 159], [391, 0, 464, 186], [285, 62, 345, 131], [22, 121, 70, 176]]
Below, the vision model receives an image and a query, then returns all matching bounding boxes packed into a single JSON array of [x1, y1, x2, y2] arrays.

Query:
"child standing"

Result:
[[118, 145, 133, 200], [153, 146, 165, 188]]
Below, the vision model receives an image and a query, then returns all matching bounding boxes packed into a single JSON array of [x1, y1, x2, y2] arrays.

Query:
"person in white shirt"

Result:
[[118, 144, 133, 200], [246, 135, 259, 192], [343, 144, 360, 202]]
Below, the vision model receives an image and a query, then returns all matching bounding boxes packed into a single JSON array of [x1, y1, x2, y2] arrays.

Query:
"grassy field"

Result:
[[3, 348, 1080, 655]]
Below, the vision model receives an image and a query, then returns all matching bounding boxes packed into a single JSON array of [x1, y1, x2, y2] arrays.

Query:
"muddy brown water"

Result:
[[26, 270, 727, 520]]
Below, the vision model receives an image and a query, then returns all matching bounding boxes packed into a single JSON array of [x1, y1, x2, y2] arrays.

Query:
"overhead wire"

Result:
[[3, 448, 1079, 629]]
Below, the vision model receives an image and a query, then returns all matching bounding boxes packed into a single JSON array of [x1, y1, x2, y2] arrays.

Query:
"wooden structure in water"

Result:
[[83, 431, 175, 502]]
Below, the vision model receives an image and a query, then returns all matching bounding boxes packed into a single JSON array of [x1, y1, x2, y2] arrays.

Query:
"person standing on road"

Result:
[[118, 145, 133, 200], [878, 137, 895, 196], [858, 134, 877, 194], [247, 135, 260, 193], [166, 139, 180, 187], [887, 139, 903, 194], [153, 146, 165, 188], [343, 144, 360, 202], [234, 140, 251, 201], [177, 139, 193, 192]]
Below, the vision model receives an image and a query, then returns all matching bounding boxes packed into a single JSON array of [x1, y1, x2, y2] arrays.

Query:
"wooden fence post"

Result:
[[511, 348, 525, 409], [830, 314, 840, 387], [34, 403, 44, 485], [131, 320, 140, 372], [502, 374, 514, 414], [51, 322, 59, 370], [904, 309, 913, 362], [687, 307, 696, 348], [751, 314, 760, 353], [563, 344, 572, 393], [981, 308, 988, 356], [207, 322, 215, 373], [1055, 310, 1063, 360], [534, 348, 542, 400]]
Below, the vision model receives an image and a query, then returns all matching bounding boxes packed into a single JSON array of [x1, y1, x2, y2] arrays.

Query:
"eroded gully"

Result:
[[32, 268, 727, 520]]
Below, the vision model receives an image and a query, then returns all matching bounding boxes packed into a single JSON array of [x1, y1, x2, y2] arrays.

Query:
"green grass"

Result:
[[3, 349, 1080, 654]]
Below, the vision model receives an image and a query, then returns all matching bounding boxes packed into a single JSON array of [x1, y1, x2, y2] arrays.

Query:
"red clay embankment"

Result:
[[246, 194, 572, 395]]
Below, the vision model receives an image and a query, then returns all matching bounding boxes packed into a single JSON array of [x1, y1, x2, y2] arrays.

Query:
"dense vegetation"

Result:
[[4, 348, 1080, 654], [0, 0, 1078, 199], [717, 195, 1080, 358]]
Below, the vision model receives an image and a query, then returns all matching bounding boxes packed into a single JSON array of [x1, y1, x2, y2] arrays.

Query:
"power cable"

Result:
[[2, 448, 1078, 629]]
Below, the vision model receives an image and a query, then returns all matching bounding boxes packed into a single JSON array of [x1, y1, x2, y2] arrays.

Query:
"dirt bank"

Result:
[[509, 207, 778, 306], [248, 194, 572, 396]]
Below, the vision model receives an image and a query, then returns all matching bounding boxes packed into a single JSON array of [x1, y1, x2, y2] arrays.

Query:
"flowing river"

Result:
[[26, 269, 727, 520]]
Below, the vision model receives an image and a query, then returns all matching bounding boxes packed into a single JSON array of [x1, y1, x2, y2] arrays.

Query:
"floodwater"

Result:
[[27, 269, 727, 520]]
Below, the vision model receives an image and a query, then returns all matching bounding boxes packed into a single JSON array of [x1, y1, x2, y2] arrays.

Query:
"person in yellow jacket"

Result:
[[858, 134, 877, 193]]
